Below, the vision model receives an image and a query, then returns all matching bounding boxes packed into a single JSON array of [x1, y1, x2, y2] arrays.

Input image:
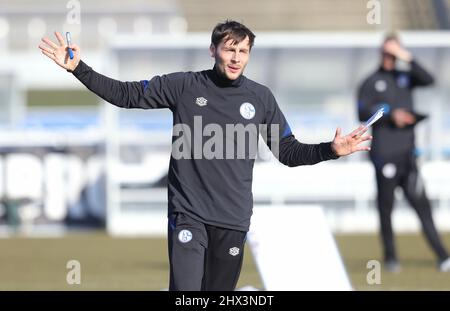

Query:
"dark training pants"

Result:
[[373, 154, 449, 263], [167, 212, 247, 291]]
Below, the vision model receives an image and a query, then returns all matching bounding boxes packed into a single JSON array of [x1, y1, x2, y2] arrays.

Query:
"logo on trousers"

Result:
[[229, 247, 240, 256], [178, 229, 193, 243]]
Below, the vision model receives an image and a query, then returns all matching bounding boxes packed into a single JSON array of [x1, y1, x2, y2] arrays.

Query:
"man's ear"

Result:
[[209, 43, 215, 58]]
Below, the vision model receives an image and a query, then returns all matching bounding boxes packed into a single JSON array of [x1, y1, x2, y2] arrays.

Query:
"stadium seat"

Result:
[[43, 153, 68, 221], [4, 153, 44, 226]]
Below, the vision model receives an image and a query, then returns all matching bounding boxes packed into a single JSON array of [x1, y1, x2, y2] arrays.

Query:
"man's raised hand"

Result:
[[38, 31, 80, 71], [331, 125, 373, 157]]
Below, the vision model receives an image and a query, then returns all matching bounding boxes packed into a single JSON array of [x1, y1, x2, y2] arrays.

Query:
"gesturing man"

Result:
[[357, 34, 450, 272], [39, 20, 372, 290]]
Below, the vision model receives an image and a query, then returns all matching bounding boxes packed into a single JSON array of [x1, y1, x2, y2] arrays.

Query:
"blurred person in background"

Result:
[[39, 20, 372, 290], [357, 34, 450, 273]]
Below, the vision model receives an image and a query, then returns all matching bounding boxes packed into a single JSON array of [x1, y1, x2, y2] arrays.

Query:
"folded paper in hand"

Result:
[[364, 107, 384, 128]]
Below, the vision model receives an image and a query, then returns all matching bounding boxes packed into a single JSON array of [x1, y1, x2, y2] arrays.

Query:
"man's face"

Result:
[[210, 36, 251, 80]]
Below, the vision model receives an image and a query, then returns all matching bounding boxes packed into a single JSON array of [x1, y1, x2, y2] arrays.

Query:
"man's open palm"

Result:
[[331, 125, 372, 157], [38, 31, 80, 71]]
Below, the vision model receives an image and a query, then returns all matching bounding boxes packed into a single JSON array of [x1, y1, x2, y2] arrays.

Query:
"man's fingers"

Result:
[[38, 44, 54, 54], [356, 146, 371, 152], [358, 135, 373, 143], [41, 37, 58, 49], [351, 125, 367, 138], [349, 125, 364, 137], [352, 145, 371, 153], [54, 31, 66, 46], [357, 125, 368, 136], [355, 146, 371, 152], [41, 50, 56, 61], [335, 127, 341, 138]]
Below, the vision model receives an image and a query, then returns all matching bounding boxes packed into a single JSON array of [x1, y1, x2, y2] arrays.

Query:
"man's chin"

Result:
[[226, 72, 242, 80]]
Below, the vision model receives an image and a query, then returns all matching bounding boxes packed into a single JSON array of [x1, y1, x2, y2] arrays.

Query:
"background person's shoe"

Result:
[[439, 258, 450, 272], [384, 259, 401, 273]]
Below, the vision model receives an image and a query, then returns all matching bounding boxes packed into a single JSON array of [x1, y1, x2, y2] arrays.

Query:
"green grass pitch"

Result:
[[1, 232, 450, 290]]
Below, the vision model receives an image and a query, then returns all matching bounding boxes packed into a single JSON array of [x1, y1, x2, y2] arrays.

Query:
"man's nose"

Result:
[[231, 52, 240, 63]]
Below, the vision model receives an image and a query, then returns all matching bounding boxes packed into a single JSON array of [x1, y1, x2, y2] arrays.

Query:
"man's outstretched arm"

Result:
[[38, 32, 183, 110], [263, 90, 372, 167], [271, 125, 371, 167]]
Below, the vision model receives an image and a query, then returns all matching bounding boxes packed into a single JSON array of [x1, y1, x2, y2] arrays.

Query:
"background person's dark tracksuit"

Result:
[[357, 60, 449, 265], [72, 61, 339, 290]]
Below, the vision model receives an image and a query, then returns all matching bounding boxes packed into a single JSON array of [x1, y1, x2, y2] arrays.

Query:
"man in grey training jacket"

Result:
[[39, 20, 372, 291]]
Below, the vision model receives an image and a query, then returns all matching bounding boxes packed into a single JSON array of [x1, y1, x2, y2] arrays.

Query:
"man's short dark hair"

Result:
[[383, 33, 400, 44], [211, 20, 256, 50]]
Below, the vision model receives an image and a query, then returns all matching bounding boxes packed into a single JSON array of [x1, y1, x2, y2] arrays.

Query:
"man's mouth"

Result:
[[227, 65, 240, 73]]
